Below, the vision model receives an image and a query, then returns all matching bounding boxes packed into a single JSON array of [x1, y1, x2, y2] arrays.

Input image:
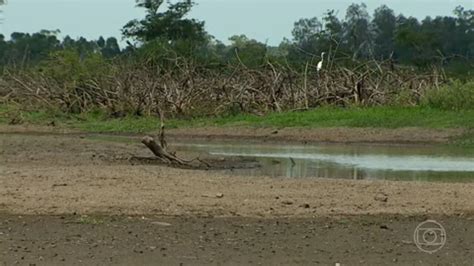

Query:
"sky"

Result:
[[1, 0, 473, 46]]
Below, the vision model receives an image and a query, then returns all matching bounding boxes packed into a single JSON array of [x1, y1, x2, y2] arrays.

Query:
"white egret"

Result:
[[317, 52, 326, 72]]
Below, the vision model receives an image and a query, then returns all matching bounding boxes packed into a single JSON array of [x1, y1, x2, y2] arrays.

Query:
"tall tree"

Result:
[[344, 3, 373, 59], [321, 10, 345, 49], [372, 5, 396, 59], [101, 37, 121, 58], [7, 30, 60, 66], [292, 17, 322, 44], [122, 0, 207, 44], [395, 15, 425, 65], [454, 6, 474, 58], [227, 35, 267, 68], [288, 17, 323, 64]]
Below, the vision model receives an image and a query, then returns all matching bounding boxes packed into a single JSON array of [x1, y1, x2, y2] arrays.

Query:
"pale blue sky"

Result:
[[1, 0, 473, 46]]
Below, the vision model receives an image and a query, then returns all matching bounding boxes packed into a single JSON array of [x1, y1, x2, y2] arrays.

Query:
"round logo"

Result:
[[413, 220, 447, 254]]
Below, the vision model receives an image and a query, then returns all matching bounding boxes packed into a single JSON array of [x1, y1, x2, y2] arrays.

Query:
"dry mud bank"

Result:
[[0, 127, 473, 265]]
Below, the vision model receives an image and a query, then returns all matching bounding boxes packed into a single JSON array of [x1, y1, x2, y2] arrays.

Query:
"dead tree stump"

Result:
[[141, 136, 186, 165]]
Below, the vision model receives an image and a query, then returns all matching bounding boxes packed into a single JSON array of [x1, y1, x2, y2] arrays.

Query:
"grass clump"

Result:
[[423, 81, 474, 111]]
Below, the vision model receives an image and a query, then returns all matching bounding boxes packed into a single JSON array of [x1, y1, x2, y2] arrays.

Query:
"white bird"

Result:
[[317, 52, 326, 72]]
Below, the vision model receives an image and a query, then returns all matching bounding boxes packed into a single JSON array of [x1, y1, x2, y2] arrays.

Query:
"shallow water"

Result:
[[174, 142, 474, 182]]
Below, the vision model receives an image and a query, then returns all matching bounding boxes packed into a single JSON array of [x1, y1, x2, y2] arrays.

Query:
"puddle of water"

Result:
[[174, 142, 474, 182]]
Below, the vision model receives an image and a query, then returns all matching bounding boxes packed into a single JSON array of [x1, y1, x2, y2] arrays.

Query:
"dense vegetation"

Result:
[[1, 2, 474, 69], [1, 2, 473, 70], [0, 0, 473, 125]]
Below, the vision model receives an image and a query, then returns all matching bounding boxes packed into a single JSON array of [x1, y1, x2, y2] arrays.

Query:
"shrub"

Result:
[[40, 49, 113, 85], [423, 81, 474, 110]]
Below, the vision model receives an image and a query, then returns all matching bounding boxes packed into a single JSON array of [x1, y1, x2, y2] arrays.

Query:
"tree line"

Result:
[[0, 1, 473, 74], [0, 30, 121, 66], [2, 0, 473, 117]]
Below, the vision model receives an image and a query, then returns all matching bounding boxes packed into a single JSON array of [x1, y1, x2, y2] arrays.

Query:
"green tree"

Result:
[[97, 36, 106, 49], [344, 3, 373, 59], [122, 0, 209, 62], [7, 30, 60, 66], [372, 5, 396, 59], [122, 0, 206, 44], [227, 35, 267, 68], [321, 10, 346, 54], [394, 16, 423, 64], [287, 17, 323, 65], [60, 35, 101, 57], [292, 17, 322, 44], [454, 6, 474, 57], [101, 37, 121, 58]]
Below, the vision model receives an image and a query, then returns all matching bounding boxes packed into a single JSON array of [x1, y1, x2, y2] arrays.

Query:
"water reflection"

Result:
[[174, 142, 474, 182]]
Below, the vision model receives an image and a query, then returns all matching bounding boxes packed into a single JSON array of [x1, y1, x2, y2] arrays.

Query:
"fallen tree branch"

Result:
[[141, 136, 187, 165]]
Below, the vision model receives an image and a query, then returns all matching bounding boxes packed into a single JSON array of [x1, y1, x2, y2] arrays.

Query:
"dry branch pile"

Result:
[[0, 59, 445, 117]]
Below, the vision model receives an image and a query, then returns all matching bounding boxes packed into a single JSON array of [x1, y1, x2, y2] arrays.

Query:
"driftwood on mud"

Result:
[[140, 136, 212, 169], [140, 112, 187, 165], [141, 136, 186, 165], [140, 116, 211, 168]]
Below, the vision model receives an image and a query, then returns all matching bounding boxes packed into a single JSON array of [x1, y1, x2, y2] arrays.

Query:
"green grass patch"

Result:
[[208, 107, 474, 129], [1, 105, 474, 133], [2, 104, 474, 147], [423, 80, 474, 111]]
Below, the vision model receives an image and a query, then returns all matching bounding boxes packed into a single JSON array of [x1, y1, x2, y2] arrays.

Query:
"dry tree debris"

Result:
[[1, 59, 445, 117]]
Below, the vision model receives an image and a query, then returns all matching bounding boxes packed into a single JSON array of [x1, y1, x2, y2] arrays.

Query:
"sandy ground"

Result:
[[167, 126, 466, 145], [0, 126, 473, 265], [1, 214, 473, 266]]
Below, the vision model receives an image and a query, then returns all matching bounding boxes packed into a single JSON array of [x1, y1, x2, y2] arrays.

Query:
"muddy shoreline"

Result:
[[1, 126, 473, 265], [1, 130, 473, 217], [0, 124, 466, 146]]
